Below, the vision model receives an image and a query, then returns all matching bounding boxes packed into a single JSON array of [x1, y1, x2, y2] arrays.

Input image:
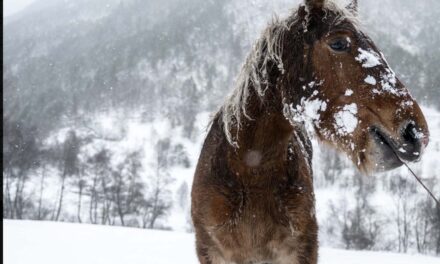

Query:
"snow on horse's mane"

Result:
[[220, 1, 359, 147]]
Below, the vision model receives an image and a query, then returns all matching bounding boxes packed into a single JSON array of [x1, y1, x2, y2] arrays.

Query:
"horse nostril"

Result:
[[399, 122, 427, 162], [402, 122, 419, 144]]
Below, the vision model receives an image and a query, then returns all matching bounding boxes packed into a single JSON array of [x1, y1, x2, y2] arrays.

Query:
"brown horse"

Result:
[[191, 0, 429, 263]]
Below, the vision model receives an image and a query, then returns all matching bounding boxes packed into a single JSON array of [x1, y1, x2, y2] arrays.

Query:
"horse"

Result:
[[191, 0, 429, 263]]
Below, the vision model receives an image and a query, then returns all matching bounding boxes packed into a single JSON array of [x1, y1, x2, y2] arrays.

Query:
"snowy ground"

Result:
[[4, 220, 439, 264]]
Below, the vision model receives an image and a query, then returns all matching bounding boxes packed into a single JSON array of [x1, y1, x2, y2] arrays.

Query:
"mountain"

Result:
[[4, 0, 241, 137], [4, 0, 440, 137]]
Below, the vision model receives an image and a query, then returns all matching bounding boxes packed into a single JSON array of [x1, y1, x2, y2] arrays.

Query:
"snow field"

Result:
[[4, 220, 440, 264]]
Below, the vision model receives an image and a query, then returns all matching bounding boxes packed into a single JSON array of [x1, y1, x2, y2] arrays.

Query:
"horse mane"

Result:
[[220, 15, 291, 147], [219, 1, 359, 147]]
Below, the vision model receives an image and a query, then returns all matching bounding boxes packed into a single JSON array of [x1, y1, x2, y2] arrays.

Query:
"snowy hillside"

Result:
[[8, 105, 438, 247], [4, 220, 440, 264]]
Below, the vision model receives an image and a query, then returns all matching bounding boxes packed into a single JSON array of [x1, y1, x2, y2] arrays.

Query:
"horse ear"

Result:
[[346, 0, 359, 15], [305, 0, 326, 10]]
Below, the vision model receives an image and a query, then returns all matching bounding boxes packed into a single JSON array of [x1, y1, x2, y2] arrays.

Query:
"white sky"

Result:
[[4, 0, 37, 17]]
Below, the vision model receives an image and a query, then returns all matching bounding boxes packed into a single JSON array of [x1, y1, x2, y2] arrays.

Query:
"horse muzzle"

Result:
[[368, 122, 429, 171]]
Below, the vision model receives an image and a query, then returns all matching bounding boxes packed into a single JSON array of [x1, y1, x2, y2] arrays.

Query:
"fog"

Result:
[[3, 0, 440, 257], [4, 0, 36, 16]]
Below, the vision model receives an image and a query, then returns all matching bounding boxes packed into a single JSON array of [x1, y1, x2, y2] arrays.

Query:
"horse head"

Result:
[[283, 0, 429, 173]]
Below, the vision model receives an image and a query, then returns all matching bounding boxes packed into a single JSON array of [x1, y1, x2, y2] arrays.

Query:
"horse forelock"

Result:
[[322, 1, 360, 28], [219, 1, 360, 147]]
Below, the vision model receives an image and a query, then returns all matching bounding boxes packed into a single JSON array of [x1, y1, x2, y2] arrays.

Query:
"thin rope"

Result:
[[388, 145, 440, 206], [401, 162, 440, 206]]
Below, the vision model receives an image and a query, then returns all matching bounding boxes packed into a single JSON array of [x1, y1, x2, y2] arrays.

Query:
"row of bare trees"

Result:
[[3, 118, 178, 230], [319, 147, 440, 255], [388, 173, 440, 254], [3, 118, 41, 219]]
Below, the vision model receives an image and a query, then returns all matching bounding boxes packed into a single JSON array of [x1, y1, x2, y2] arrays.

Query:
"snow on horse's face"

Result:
[[294, 0, 429, 173]]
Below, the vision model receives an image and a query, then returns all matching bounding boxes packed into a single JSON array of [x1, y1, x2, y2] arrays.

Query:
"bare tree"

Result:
[[435, 205, 440, 255], [141, 139, 173, 229], [176, 181, 189, 210], [75, 166, 86, 223], [389, 174, 417, 253], [86, 149, 111, 224], [54, 130, 80, 221], [111, 151, 145, 226], [3, 118, 40, 219], [37, 164, 47, 220], [341, 173, 380, 250]]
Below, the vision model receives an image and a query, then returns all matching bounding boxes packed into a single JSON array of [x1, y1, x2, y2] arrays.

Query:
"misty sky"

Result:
[[4, 0, 36, 16]]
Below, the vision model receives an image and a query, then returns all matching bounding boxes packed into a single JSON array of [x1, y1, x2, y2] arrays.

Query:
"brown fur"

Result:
[[191, 1, 429, 263]]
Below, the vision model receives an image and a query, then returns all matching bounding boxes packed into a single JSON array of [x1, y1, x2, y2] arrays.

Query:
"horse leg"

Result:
[[297, 245, 318, 264], [195, 226, 228, 264], [195, 244, 213, 264], [196, 243, 229, 264]]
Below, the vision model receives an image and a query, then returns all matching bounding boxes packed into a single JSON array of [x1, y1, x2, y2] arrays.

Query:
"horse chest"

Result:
[[192, 123, 317, 263], [212, 179, 306, 229], [206, 177, 308, 264]]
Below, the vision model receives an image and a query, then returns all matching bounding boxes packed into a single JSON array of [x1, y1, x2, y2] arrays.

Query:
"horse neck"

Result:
[[232, 87, 295, 166], [229, 32, 312, 167]]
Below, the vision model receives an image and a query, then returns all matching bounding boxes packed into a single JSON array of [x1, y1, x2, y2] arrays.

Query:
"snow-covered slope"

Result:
[[4, 220, 439, 264], [12, 105, 440, 248]]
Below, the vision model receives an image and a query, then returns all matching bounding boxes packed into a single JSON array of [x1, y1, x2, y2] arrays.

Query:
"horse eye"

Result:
[[329, 39, 350, 52]]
